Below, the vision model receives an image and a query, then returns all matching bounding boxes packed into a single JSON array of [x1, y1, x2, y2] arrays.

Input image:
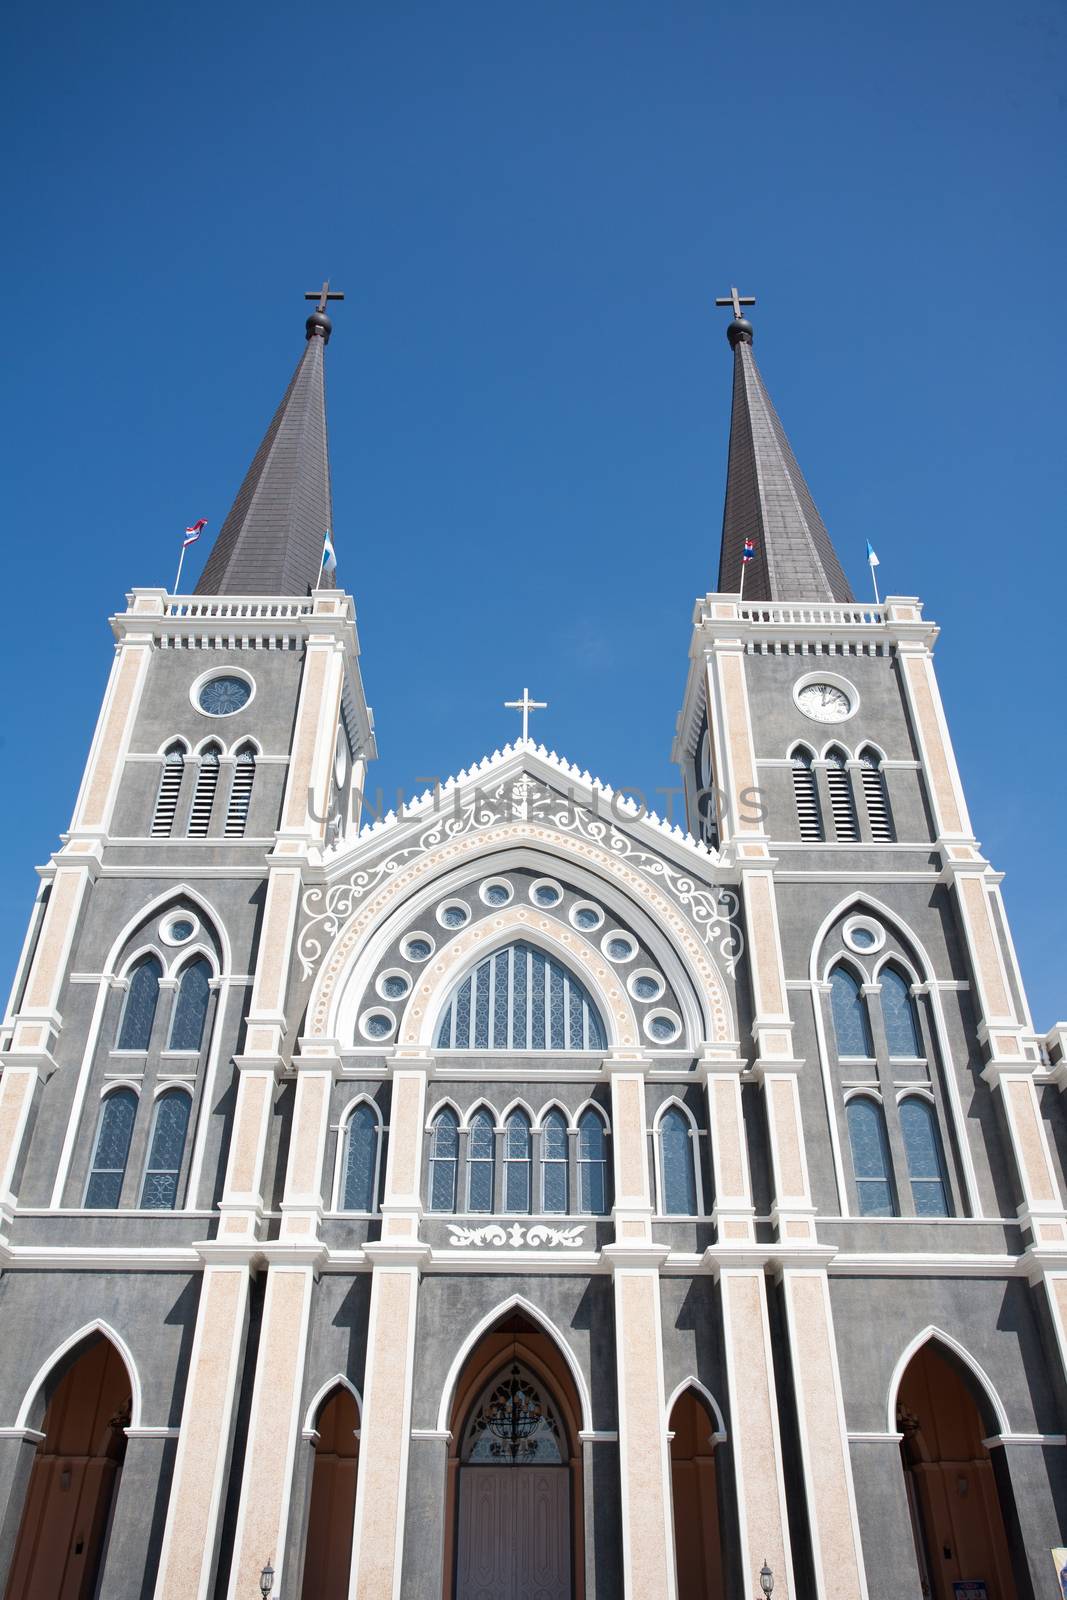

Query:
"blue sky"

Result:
[[2, 0, 1064, 1026]]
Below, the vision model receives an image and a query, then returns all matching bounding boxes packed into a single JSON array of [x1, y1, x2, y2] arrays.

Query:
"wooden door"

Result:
[[456, 1467, 571, 1600]]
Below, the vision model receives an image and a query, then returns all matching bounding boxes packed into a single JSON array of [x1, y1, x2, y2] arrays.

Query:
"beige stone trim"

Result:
[[0, 1066, 40, 1203], [72, 640, 152, 834], [226, 1266, 315, 1598], [383, 1071, 427, 1207], [900, 651, 967, 837], [222, 1070, 274, 1204], [781, 1270, 867, 1597], [718, 1268, 794, 1594], [154, 1266, 250, 1599], [611, 1072, 651, 1208], [706, 1073, 749, 1207], [741, 873, 787, 1022], [349, 1265, 420, 1600], [765, 1076, 811, 1207], [21, 867, 91, 1018], [1001, 1077, 1059, 1209], [281, 1070, 332, 1227], [281, 644, 342, 836], [614, 1269, 676, 1598], [248, 870, 301, 1026], [954, 873, 1013, 1025]]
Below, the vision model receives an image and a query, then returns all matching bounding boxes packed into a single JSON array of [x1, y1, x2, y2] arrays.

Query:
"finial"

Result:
[[714, 285, 755, 346], [304, 280, 345, 342]]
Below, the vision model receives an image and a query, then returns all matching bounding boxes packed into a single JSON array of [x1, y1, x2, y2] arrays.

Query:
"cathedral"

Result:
[[0, 283, 1065, 1600]]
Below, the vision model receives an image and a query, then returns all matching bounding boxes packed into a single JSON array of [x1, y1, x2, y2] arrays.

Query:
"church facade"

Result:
[[0, 291, 1064, 1600]]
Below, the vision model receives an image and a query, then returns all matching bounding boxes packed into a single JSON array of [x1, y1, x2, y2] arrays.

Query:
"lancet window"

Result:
[[435, 941, 607, 1051], [340, 1102, 382, 1213], [140, 1090, 191, 1210]]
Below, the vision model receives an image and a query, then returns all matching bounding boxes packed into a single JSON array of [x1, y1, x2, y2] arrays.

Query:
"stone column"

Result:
[[604, 1059, 677, 1599], [0, 1430, 42, 1589], [347, 1058, 429, 1600], [846, 1434, 916, 1600], [102, 1430, 179, 1596]]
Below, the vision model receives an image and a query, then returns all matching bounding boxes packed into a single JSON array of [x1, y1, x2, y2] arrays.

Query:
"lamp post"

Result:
[[260, 1561, 275, 1597], [759, 1559, 774, 1596]]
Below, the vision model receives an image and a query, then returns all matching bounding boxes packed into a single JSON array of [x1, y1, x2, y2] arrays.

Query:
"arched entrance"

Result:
[[4, 1334, 131, 1600], [896, 1341, 1018, 1599], [301, 1385, 360, 1600], [669, 1387, 725, 1600], [445, 1312, 583, 1600]]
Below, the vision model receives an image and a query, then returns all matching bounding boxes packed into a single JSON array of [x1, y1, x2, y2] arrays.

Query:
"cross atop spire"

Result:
[[305, 280, 345, 314], [504, 687, 547, 744], [714, 285, 756, 321]]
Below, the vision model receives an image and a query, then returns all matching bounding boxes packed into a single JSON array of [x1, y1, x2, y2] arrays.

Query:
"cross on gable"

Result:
[[714, 286, 756, 320], [504, 687, 547, 744], [305, 280, 346, 314]]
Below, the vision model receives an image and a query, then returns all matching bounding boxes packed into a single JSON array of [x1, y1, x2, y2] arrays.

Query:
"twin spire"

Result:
[[192, 284, 853, 604]]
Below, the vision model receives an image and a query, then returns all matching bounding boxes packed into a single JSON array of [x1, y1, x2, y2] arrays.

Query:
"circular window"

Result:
[[161, 915, 198, 946], [360, 1009, 396, 1042], [436, 900, 471, 931], [602, 931, 637, 964], [645, 1009, 681, 1045], [792, 671, 858, 724], [629, 969, 664, 1003], [401, 933, 435, 963], [570, 901, 604, 933], [530, 879, 563, 909], [195, 673, 253, 717], [376, 969, 412, 1001], [844, 917, 885, 954], [480, 878, 513, 907], [334, 729, 349, 790]]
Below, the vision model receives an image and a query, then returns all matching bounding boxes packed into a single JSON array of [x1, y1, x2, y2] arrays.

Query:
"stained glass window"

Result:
[[659, 1106, 698, 1215], [428, 1108, 459, 1212], [540, 1110, 569, 1214], [900, 1098, 950, 1217], [467, 1108, 496, 1211], [197, 675, 251, 716], [830, 965, 873, 1058], [140, 1090, 191, 1209], [504, 1111, 532, 1212], [117, 957, 162, 1051], [881, 968, 922, 1058], [461, 1365, 563, 1464], [85, 1089, 137, 1209], [435, 941, 607, 1050], [169, 957, 211, 1052], [846, 1097, 896, 1216], [578, 1109, 609, 1215], [341, 1102, 379, 1212]]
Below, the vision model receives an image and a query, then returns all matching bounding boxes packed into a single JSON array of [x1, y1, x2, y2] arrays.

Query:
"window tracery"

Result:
[[140, 1090, 191, 1209], [435, 940, 607, 1051]]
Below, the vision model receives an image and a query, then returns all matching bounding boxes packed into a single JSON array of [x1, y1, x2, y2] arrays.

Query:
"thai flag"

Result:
[[742, 538, 756, 564], [183, 519, 207, 549]]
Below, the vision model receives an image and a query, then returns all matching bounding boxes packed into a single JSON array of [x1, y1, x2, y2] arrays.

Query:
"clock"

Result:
[[795, 681, 854, 723]]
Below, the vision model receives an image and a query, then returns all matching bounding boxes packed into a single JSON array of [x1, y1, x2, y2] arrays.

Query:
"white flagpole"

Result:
[[315, 536, 327, 590], [738, 556, 747, 603], [173, 542, 188, 594], [868, 547, 881, 605]]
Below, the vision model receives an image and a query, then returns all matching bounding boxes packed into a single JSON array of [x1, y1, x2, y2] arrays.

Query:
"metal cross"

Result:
[[504, 687, 547, 744], [305, 280, 345, 313], [714, 285, 756, 319]]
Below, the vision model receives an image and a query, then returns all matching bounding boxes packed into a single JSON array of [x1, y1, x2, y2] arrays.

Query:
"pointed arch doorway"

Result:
[[445, 1312, 583, 1600], [896, 1340, 1018, 1599], [668, 1386, 726, 1600], [4, 1333, 131, 1600]]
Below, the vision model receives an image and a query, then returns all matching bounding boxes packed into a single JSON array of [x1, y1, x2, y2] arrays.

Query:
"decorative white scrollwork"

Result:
[[446, 1222, 585, 1249], [297, 771, 745, 983]]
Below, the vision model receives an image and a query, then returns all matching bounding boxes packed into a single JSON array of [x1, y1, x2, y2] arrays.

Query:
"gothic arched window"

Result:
[[578, 1108, 609, 1215], [461, 1365, 564, 1465], [466, 1108, 495, 1212], [225, 743, 257, 837], [830, 965, 873, 1058], [900, 1098, 950, 1217], [117, 956, 162, 1051], [858, 747, 895, 841], [791, 747, 824, 841], [85, 1088, 138, 1208], [341, 1102, 380, 1212], [540, 1109, 569, 1214], [657, 1105, 699, 1216], [188, 744, 222, 837], [140, 1089, 191, 1209], [428, 1108, 459, 1212], [152, 743, 186, 837], [503, 1110, 532, 1212], [168, 957, 212, 1052], [435, 941, 607, 1051], [846, 1096, 896, 1216], [880, 967, 922, 1058], [825, 747, 859, 842]]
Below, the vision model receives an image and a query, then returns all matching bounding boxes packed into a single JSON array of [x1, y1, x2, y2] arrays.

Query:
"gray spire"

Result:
[[194, 309, 335, 596], [716, 315, 853, 604]]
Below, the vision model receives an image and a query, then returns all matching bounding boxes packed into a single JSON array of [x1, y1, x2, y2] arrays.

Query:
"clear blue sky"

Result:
[[2, 0, 1064, 1026]]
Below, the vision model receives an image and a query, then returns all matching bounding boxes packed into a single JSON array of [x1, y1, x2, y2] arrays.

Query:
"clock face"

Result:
[[796, 681, 853, 722]]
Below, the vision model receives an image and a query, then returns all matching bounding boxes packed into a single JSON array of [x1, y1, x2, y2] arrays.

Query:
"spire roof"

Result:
[[194, 304, 337, 596], [716, 310, 853, 604]]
